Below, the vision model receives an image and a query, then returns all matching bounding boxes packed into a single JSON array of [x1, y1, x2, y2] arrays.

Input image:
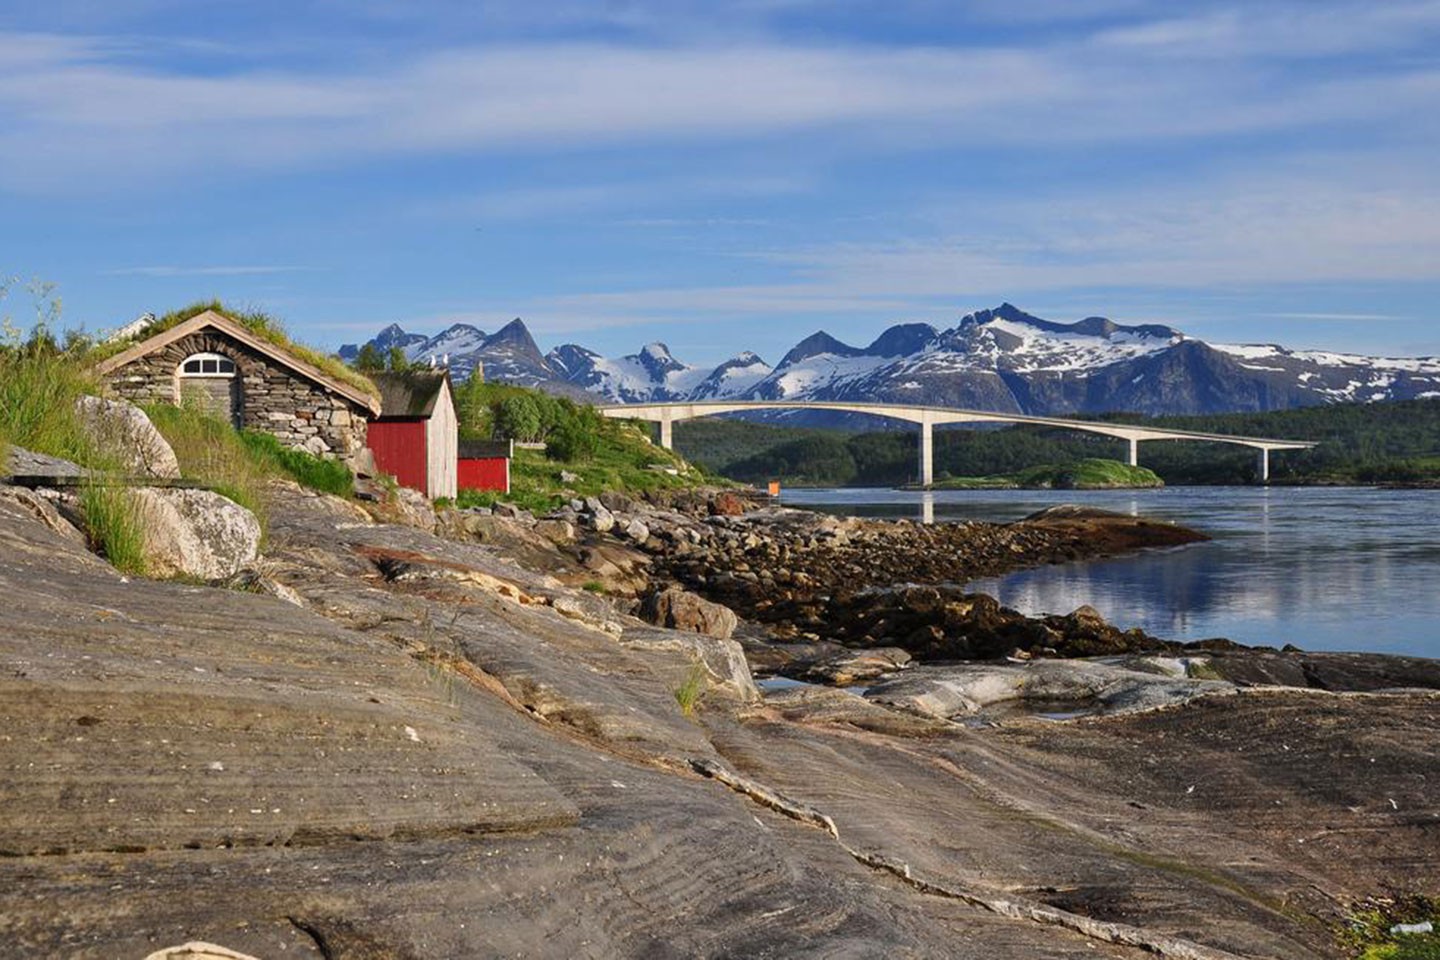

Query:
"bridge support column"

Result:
[[919, 420, 933, 487], [1257, 448, 1270, 484], [1127, 437, 1139, 467], [658, 416, 673, 451]]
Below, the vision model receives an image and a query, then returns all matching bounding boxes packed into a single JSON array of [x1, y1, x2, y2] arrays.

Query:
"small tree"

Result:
[[494, 394, 543, 441], [353, 343, 385, 372], [386, 345, 414, 372], [452, 373, 492, 439], [547, 417, 599, 462]]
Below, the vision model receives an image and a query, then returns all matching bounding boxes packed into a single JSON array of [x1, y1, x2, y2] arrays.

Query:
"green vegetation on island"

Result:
[[928, 458, 1163, 490]]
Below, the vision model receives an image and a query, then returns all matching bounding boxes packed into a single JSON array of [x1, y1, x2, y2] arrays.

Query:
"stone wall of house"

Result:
[[104, 330, 369, 459]]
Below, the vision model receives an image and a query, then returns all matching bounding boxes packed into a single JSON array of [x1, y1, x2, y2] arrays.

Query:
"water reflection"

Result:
[[782, 487, 1440, 658]]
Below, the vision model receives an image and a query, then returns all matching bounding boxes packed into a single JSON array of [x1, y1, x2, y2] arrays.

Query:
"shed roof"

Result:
[[370, 370, 452, 419], [94, 309, 380, 416], [458, 438, 514, 459]]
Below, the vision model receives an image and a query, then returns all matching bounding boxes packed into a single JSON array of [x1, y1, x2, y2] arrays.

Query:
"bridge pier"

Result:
[[1127, 437, 1139, 467], [1257, 448, 1269, 484], [658, 416, 673, 451], [919, 420, 933, 487]]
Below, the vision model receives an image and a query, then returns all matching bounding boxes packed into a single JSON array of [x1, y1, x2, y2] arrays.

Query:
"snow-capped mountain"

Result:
[[341, 304, 1440, 416], [341, 317, 577, 391]]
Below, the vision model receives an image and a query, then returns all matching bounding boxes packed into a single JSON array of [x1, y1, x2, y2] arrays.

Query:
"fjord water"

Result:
[[783, 487, 1440, 658]]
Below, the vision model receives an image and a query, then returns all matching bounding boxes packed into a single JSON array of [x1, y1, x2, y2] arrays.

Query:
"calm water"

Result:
[[781, 487, 1440, 658]]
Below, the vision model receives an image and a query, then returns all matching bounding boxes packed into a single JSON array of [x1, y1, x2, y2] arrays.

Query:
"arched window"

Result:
[[179, 352, 236, 376]]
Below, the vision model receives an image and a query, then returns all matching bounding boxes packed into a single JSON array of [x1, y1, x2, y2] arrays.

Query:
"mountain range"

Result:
[[339, 304, 1440, 418]]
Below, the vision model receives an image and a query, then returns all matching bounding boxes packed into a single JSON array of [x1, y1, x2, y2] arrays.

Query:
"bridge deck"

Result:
[[597, 399, 1316, 485], [597, 400, 1317, 450]]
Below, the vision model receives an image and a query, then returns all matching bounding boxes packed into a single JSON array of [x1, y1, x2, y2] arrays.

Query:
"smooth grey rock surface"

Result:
[[2, 486, 1438, 960]]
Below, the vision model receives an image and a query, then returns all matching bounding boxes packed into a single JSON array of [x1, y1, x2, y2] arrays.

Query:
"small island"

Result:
[[926, 457, 1164, 490]]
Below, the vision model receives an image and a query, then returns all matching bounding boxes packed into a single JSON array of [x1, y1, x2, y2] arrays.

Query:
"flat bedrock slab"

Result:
[[865, 658, 1236, 720]]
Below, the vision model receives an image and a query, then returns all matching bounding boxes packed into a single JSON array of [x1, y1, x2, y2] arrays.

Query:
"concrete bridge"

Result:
[[596, 400, 1318, 485]]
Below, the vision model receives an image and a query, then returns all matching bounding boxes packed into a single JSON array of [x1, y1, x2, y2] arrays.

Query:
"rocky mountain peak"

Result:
[[866, 323, 939, 358], [779, 331, 863, 367]]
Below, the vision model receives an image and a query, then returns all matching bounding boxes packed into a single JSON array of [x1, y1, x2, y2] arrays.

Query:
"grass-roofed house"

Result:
[[365, 370, 458, 500], [95, 307, 380, 461]]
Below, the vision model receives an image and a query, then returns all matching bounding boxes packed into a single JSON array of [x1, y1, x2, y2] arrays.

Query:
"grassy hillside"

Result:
[[447, 377, 711, 513]]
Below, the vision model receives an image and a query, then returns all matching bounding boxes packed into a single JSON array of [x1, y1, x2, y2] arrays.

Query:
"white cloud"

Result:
[[3, 9, 1437, 192], [511, 161, 1440, 330], [1094, 1, 1440, 59]]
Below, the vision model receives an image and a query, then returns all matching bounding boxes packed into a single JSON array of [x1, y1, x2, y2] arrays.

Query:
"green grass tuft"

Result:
[[674, 660, 709, 717], [78, 482, 147, 575]]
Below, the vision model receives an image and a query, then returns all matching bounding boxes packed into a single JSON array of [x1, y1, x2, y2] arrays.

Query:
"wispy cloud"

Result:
[[4, 5, 1437, 192], [102, 265, 312, 277], [1263, 312, 1407, 322], [509, 161, 1440, 332]]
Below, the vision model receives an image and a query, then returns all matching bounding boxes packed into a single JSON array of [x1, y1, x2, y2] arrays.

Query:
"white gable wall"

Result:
[[425, 378, 459, 500]]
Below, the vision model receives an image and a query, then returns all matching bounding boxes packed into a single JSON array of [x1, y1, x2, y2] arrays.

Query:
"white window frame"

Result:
[[178, 352, 237, 377]]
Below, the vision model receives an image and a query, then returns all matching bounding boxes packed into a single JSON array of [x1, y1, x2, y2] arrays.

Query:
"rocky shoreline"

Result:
[[3, 455, 1439, 958]]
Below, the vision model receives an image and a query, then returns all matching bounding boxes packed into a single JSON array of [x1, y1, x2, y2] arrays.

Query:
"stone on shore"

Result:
[[641, 584, 739, 639], [865, 659, 1235, 720]]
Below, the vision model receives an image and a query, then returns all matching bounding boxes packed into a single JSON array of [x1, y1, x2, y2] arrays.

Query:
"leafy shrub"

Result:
[[494, 393, 543, 441], [546, 415, 600, 462]]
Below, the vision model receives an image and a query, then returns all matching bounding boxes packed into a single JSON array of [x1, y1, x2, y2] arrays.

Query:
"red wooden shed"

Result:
[[458, 438, 513, 494], [366, 371, 458, 500]]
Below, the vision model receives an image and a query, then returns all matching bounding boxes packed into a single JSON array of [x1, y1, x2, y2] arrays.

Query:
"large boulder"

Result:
[[618, 624, 760, 703], [641, 585, 739, 640], [132, 488, 261, 580], [74, 395, 180, 479]]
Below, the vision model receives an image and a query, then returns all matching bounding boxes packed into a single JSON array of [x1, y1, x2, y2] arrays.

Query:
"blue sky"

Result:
[[2, 0, 1438, 366]]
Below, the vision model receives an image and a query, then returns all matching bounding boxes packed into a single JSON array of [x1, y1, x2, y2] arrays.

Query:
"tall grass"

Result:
[[142, 403, 356, 534], [1, 327, 151, 572], [143, 402, 278, 530], [0, 341, 103, 466], [78, 482, 148, 575], [674, 660, 709, 718]]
